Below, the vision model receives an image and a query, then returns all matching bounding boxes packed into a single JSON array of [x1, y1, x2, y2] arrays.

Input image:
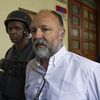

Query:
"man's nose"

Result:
[[35, 28, 43, 39]]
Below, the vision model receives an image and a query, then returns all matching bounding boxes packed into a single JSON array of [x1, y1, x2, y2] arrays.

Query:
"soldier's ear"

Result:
[[23, 31, 28, 37]]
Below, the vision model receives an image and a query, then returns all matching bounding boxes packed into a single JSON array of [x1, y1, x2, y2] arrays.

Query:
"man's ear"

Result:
[[60, 28, 65, 42], [62, 28, 65, 36], [59, 28, 65, 37], [24, 31, 27, 35], [24, 28, 30, 36]]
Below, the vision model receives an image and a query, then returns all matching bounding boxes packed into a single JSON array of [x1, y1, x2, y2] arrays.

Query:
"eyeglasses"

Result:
[[34, 75, 45, 100]]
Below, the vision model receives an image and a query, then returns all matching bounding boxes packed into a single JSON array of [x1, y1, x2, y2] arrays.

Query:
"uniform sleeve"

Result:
[[86, 65, 100, 100]]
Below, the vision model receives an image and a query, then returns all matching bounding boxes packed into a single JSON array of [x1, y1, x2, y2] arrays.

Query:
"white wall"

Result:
[[0, 0, 68, 59]]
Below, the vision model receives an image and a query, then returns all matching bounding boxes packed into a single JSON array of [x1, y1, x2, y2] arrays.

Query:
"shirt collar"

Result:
[[49, 46, 66, 67], [34, 46, 67, 74]]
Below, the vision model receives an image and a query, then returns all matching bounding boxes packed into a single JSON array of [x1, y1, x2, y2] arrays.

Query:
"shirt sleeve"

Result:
[[86, 65, 100, 100], [25, 60, 33, 100]]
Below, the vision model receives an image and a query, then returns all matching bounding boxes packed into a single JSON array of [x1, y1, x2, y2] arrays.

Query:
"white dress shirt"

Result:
[[25, 46, 100, 100]]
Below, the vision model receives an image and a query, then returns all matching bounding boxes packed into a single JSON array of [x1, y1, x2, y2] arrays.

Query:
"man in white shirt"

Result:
[[25, 9, 100, 100]]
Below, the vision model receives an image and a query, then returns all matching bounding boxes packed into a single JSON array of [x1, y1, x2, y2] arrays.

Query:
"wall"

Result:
[[0, 0, 68, 59]]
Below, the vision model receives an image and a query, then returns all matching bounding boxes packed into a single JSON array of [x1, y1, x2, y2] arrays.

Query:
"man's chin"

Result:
[[11, 39, 17, 43], [35, 51, 50, 59]]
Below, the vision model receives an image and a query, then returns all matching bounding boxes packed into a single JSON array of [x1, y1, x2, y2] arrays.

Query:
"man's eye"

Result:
[[42, 28, 51, 32], [15, 27, 21, 30]]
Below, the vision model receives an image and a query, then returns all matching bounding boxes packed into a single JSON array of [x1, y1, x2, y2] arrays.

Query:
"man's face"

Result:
[[7, 21, 25, 43], [31, 11, 64, 59]]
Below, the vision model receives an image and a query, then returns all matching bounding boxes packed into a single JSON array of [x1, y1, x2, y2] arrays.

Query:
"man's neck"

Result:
[[38, 58, 49, 71]]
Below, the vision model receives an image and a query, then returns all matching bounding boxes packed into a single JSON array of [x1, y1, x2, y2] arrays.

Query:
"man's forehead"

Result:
[[32, 11, 59, 26], [34, 11, 58, 21]]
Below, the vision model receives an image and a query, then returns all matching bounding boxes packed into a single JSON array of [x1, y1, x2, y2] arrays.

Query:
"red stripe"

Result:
[[56, 5, 67, 13]]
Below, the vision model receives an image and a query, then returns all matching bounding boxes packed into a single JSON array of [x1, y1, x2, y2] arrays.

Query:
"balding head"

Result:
[[32, 10, 64, 29], [31, 10, 65, 60]]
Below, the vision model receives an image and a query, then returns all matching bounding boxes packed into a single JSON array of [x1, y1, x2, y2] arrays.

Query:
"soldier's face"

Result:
[[7, 21, 25, 44]]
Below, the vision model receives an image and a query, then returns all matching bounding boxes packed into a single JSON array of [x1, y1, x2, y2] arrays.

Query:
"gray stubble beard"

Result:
[[35, 46, 51, 59]]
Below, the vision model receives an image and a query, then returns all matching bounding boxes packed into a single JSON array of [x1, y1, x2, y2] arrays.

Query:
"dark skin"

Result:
[[7, 21, 29, 50]]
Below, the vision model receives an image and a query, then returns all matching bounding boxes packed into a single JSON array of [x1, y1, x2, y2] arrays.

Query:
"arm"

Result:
[[86, 65, 100, 100]]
